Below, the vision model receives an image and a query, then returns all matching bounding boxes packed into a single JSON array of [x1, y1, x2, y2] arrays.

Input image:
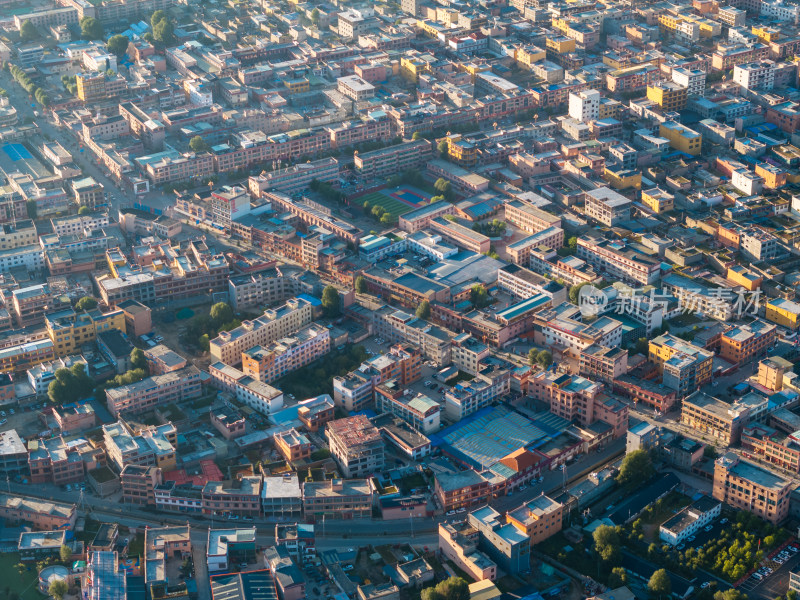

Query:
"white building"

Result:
[[337, 75, 376, 100], [733, 61, 776, 91], [376, 392, 441, 434], [659, 498, 722, 545], [184, 80, 213, 107], [207, 528, 257, 573], [671, 67, 705, 97], [731, 168, 764, 196], [208, 362, 285, 415], [759, 0, 800, 20], [568, 90, 600, 123]]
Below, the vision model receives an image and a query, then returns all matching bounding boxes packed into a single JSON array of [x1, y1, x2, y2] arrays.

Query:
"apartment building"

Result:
[[741, 424, 800, 473], [613, 376, 678, 414], [297, 395, 336, 432], [209, 298, 313, 365], [241, 324, 330, 383], [274, 428, 313, 462], [659, 497, 722, 545], [733, 61, 776, 90], [28, 436, 95, 485], [468, 506, 531, 575], [720, 320, 777, 365], [375, 390, 441, 434], [427, 160, 490, 195], [660, 273, 733, 321], [568, 89, 600, 123], [444, 364, 512, 421], [326, 415, 385, 478], [399, 201, 457, 233], [302, 478, 374, 520], [10, 283, 62, 328], [584, 187, 632, 226], [579, 345, 628, 384], [45, 307, 126, 356], [0, 493, 76, 531], [766, 298, 800, 330], [438, 521, 497, 581], [120, 464, 162, 505], [672, 67, 706, 97], [506, 495, 564, 545], [202, 477, 262, 517], [577, 236, 661, 285], [504, 200, 562, 234], [227, 269, 302, 313], [647, 82, 688, 111], [0, 430, 27, 474], [262, 474, 302, 517], [435, 471, 490, 511], [534, 306, 623, 355], [429, 217, 491, 254], [681, 391, 751, 445], [106, 365, 202, 417], [354, 140, 432, 179], [208, 362, 284, 415], [0, 220, 36, 251], [659, 121, 702, 156], [649, 334, 713, 396], [451, 333, 491, 376], [712, 452, 790, 524], [103, 420, 178, 472]]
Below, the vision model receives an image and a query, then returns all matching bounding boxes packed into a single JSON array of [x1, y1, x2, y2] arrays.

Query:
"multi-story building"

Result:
[[375, 390, 440, 434], [568, 89, 600, 123], [583, 187, 632, 226], [262, 474, 302, 517], [28, 436, 95, 485], [579, 345, 628, 384], [297, 395, 336, 432], [444, 364, 512, 421], [438, 520, 497, 582], [712, 452, 790, 524], [274, 428, 313, 462], [647, 82, 688, 111], [0, 338, 55, 375], [506, 495, 564, 545], [504, 200, 562, 234], [719, 320, 777, 365], [326, 415, 385, 478], [103, 420, 177, 472], [209, 298, 313, 365], [106, 365, 202, 417], [120, 464, 162, 505], [681, 391, 751, 445], [0, 219, 36, 251], [659, 121, 702, 156], [202, 477, 262, 517], [733, 61, 776, 90], [0, 430, 27, 474], [649, 334, 713, 396], [659, 497, 722, 545], [354, 140, 432, 180], [577, 236, 661, 285], [45, 307, 126, 356], [671, 67, 706, 97], [435, 471, 490, 511], [468, 506, 531, 575], [241, 324, 330, 383], [766, 298, 800, 330], [208, 362, 284, 415], [742, 424, 800, 473], [0, 493, 76, 530], [302, 478, 374, 520]]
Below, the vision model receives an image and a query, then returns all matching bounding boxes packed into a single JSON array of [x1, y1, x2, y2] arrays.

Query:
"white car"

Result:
[[446, 510, 456, 516], [424, 381, 431, 386]]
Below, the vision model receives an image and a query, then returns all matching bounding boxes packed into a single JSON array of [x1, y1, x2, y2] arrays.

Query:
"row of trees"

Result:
[[185, 302, 241, 351], [8, 64, 49, 106], [362, 201, 396, 226], [310, 178, 346, 204], [472, 219, 506, 237], [527, 348, 553, 369]]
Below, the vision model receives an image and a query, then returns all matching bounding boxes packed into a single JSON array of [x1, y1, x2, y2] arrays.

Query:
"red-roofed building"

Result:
[[163, 459, 223, 487]]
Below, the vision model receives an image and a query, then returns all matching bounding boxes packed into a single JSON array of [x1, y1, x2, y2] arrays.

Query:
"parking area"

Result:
[[739, 542, 800, 598]]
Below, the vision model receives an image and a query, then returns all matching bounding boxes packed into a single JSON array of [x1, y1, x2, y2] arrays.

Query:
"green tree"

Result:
[[569, 282, 590, 304], [210, 302, 233, 325], [648, 569, 671, 600], [153, 18, 175, 45], [59, 544, 73, 562], [189, 135, 210, 153], [80, 16, 104, 40], [528, 348, 540, 366], [634, 337, 649, 356], [130, 348, 147, 370], [70, 363, 94, 399], [19, 20, 39, 42], [437, 139, 449, 157], [434, 178, 452, 199], [567, 236, 578, 250], [355, 275, 367, 294], [26, 200, 37, 220], [412, 131, 423, 140], [321, 285, 340, 318], [78, 205, 91, 215], [75, 296, 98, 311], [608, 567, 627, 588], [617, 449, 655, 486], [380, 213, 394, 225], [48, 579, 68, 600], [151, 9, 168, 28], [536, 350, 553, 369], [107, 34, 130, 58], [362, 201, 371, 213], [470, 284, 489, 308], [786, 591, 796, 600], [421, 577, 469, 600], [416, 300, 431, 320], [593, 524, 621, 563], [430, 195, 445, 204], [311, 7, 320, 23]]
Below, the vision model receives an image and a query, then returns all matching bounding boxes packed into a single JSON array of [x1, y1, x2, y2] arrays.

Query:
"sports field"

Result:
[[359, 185, 432, 218]]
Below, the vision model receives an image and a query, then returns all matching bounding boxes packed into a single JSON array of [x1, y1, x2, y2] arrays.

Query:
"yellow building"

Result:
[[660, 122, 702, 156], [755, 162, 788, 189], [546, 35, 576, 54], [515, 46, 546, 69], [46, 308, 127, 356], [641, 188, 674, 213], [603, 165, 641, 190], [726, 264, 762, 291], [647, 82, 688, 111], [752, 26, 780, 42], [435, 6, 458, 23], [445, 135, 478, 167], [658, 14, 682, 32], [649, 334, 713, 393], [459, 62, 492, 83], [765, 297, 800, 330], [400, 55, 428, 82], [283, 78, 310, 94], [599, 97, 622, 119]]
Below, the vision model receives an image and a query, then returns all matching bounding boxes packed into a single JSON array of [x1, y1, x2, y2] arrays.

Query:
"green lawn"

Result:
[[358, 192, 415, 218], [0, 552, 45, 600]]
